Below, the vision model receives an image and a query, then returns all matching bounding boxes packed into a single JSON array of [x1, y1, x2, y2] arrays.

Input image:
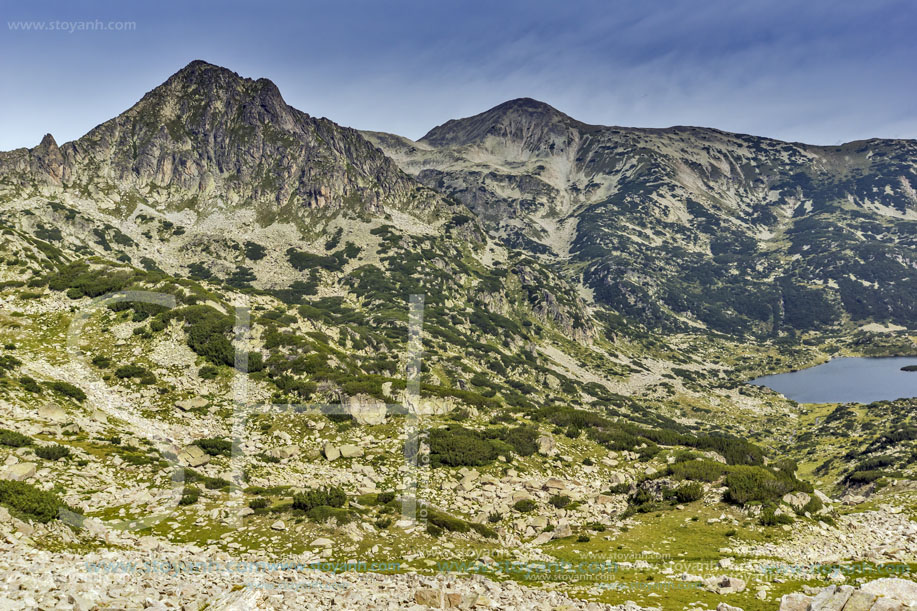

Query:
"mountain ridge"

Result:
[[0, 60, 438, 220], [366, 95, 917, 334]]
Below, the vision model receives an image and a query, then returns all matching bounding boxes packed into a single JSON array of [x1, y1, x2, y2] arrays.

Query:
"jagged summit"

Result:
[[0, 60, 429, 215]]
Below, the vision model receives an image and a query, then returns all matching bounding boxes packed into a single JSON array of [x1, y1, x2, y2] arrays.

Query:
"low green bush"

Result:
[[18, 376, 41, 393], [0, 428, 32, 447], [0, 480, 76, 523], [195, 438, 233, 457], [375, 517, 392, 529], [427, 426, 498, 467], [667, 459, 728, 482], [760, 505, 793, 526], [91, 355, 112, 368], [374, 491, 396, 505], [121, 452, 152, 466], [46, 381, 86, 402], [501, 425, 539, 457], [801, 495, 824, 515], [469, 522, 497, 538], [0, 354, 22, 375], [202, 476, 230, 490], [674, 482, 704, 503], [35, 444, 70, 461], [292, 487, 347, 512], [846, 470, 886, 484], [427, 508, 470, 533], [306, 505, 352, 524], [549, 494, 571, 509], [724, 465, 803, 505], [114, 364, 156, 385], [179, 486, 201, 505], [513, 499, 537, 513]]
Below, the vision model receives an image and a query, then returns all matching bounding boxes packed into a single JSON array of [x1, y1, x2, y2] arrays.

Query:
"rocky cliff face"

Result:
[[0, 61, 434, 219]]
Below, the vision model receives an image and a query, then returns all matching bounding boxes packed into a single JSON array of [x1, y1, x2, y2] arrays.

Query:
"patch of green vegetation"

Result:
[[35, 444, 71, 461], [422, 424, 541, 467], [292, 486, 346, 511], [114, 364, 156, 385], [194, 438, 233, 457], [0, 428, 32, 447], [0, 480, 79, 523], [45, 381, 86, 402], [45, 261, 138, 299]]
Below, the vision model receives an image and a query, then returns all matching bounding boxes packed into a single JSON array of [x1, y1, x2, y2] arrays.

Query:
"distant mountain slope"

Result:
[[365, 99, 917, 334]]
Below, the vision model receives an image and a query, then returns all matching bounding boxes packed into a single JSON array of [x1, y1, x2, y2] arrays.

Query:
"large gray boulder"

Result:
[[862, 578, 917, 605], [339, 444, 364, 458], [779, 594, 812, 611], [841, 590, 878, 611], [536, 435, 555, 455], [705, 575, 746, 594], [38, 403, 68, 423], [177, 445, 209, 467], [175, 397, 208, 411], [1, 462, 37, 481], [344, 394, 387, 425], [809, 585, 853, 611], [265, 445, 299, 460], [323, 442, 340, 461]]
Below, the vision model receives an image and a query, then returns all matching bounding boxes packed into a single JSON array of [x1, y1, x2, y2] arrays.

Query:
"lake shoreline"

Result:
[[748, 356, 917, 404]]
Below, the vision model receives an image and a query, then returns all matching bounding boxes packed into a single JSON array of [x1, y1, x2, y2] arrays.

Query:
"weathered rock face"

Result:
[[323, 442, 340, 461], [37, 403, 68, 423], [861, 579, 917, 604], [0, 60, 438, 220], [175, 397, 208, 412], [536, 434, 555, 456]]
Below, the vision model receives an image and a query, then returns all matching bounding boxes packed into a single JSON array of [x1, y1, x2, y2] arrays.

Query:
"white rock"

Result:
[[1, 462, 37, 481]]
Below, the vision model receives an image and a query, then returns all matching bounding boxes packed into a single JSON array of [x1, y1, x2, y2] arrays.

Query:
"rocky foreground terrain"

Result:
[[0, 61, 914, 609]]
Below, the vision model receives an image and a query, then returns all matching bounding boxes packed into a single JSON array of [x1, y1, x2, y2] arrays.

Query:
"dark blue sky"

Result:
[[2, 0, 915, 150]]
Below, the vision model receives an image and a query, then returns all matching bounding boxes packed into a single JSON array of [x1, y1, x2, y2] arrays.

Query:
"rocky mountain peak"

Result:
[[126, 59, 295, 132], [0, 60, 434, 217], [419, 97, 583, 152], [37, 133, 59, 151]]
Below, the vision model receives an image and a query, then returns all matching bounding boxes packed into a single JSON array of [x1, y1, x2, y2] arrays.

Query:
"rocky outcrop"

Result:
[[779, 580, 917, 611], [344, 394, 387, 425], [177, 445, 209, 467], [0, 61, 446, 221]]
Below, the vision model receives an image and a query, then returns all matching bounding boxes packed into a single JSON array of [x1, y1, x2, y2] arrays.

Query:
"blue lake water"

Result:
[[749, 356, 917, 404]]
